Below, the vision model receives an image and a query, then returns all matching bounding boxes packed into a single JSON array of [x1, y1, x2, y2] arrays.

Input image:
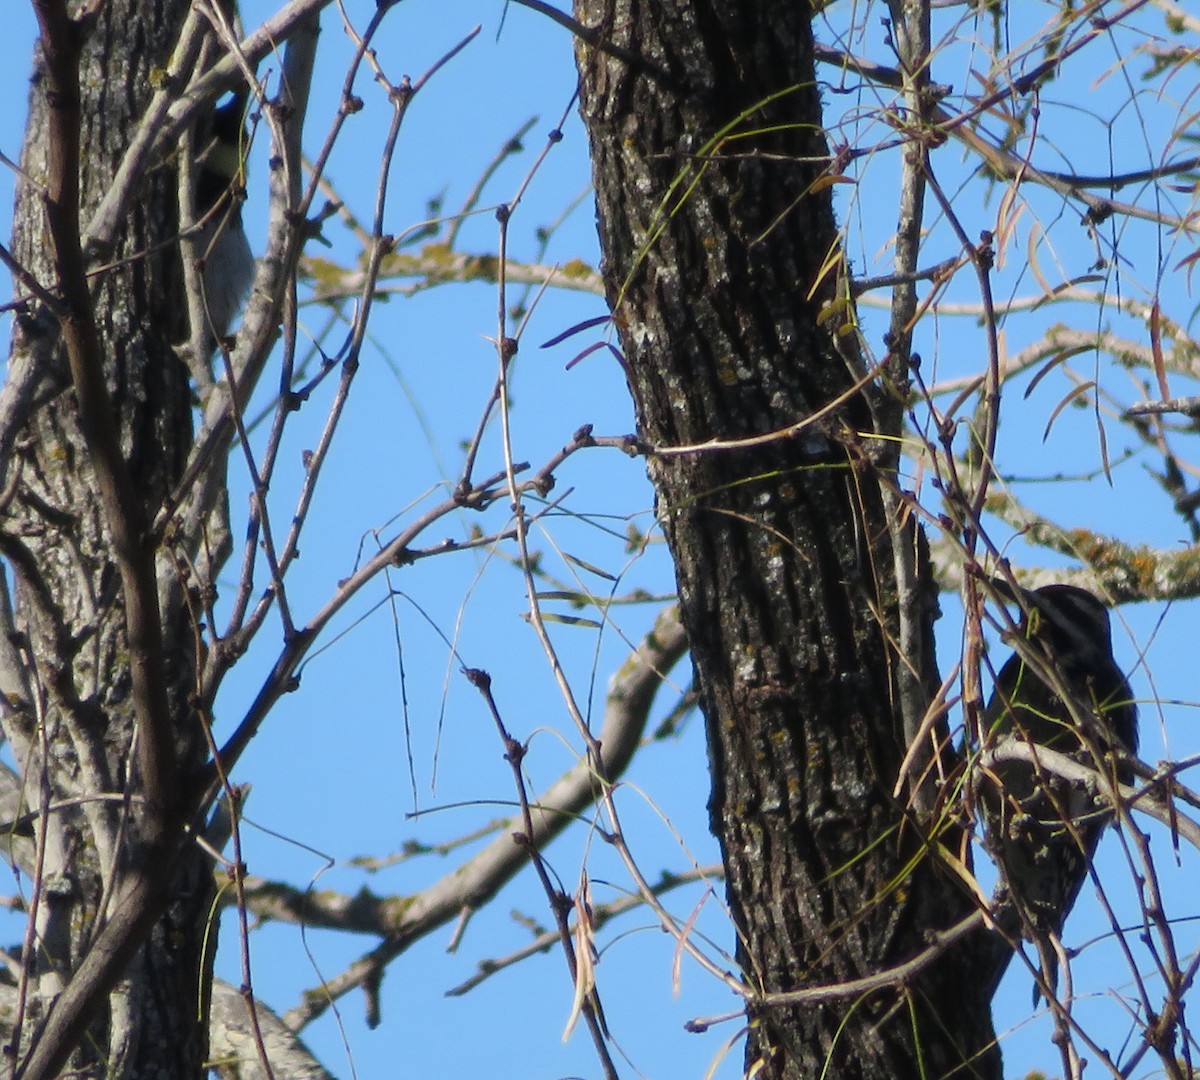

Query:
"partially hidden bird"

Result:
[[976, 582, 1137, 1003]]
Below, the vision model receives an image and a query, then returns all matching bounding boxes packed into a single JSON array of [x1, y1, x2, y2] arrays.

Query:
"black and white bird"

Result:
[[192, 94, 254, 350], [976, 582, 1137, 1001]]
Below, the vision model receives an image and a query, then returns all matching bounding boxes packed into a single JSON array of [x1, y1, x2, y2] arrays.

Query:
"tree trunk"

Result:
[[1, 1, 213, 1075], [573, 3, 1001, 1076]]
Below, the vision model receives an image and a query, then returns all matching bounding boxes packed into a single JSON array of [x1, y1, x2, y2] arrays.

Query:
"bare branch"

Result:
[[209, 981, 333, 1080], [279, 605, 689, 1030]]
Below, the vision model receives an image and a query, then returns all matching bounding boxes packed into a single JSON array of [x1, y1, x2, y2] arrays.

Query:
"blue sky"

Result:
[[3, 2, 1200, 1078]]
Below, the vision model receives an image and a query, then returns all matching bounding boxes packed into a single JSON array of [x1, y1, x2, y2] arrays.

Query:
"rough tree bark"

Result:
[[0, 2, 213, 1076], [574, 3, 1001, 1077]]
